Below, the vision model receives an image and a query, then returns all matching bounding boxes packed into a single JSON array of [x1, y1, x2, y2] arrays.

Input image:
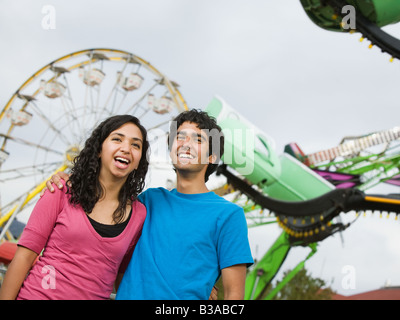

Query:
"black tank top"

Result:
[[87, 208, 132, 238]]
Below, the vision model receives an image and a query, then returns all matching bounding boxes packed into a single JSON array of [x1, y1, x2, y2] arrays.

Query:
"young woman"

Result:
[[0, 115, 149, 300]]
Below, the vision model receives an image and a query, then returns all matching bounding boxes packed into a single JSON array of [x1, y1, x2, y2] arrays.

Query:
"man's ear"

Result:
[[208, 153, 217, 165]]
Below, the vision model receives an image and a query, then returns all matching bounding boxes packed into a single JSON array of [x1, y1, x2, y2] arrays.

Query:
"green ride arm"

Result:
[[244, 232, 291, 300]]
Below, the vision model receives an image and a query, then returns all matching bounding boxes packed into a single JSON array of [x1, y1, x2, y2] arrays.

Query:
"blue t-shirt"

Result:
[[116, 187, 253, 300]]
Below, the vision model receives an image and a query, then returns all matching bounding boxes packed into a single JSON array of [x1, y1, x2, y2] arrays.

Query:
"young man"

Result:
[[46, 109, 253, 300]]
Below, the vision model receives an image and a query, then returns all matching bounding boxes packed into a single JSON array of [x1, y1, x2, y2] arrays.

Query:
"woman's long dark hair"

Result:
[[67, 115, 150, 223]]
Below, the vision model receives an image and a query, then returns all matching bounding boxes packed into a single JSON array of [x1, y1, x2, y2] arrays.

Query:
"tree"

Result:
[[215, 267, 334, 300], [267, 268, 335, 300]]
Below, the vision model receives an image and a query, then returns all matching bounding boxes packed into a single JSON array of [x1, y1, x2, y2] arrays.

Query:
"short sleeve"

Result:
[[217, 208, 254, 270], [18, 184, 67, 255]]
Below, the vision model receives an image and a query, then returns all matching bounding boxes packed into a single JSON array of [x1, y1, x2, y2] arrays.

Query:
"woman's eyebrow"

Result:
[[112, 132, 143, 143]]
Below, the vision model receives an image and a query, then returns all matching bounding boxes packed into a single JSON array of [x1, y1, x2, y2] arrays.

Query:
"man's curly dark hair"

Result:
[[67, 115, 150, 223]]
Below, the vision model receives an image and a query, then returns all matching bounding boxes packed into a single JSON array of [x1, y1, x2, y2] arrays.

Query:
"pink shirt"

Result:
[[17, 182, 146, 300]]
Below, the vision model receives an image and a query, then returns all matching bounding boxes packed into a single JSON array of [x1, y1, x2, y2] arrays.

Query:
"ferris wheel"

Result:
[[0, 48, 188, 241]]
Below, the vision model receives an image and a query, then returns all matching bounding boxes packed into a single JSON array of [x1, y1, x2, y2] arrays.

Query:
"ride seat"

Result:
[[0, 241, 17, 265]]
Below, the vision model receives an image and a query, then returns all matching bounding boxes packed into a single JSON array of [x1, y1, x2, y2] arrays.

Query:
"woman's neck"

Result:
[[98, 172, 126, 201], [90, 177, 128, 225]]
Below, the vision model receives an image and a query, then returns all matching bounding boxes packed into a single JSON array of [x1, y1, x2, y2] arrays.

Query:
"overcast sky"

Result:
[[0, 0, 399, 296]]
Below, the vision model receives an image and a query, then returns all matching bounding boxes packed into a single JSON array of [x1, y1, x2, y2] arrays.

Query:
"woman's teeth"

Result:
[[115, 157, 130, 164]]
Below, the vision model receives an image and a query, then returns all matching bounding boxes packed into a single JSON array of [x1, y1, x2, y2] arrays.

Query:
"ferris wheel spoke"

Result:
[[57, 64, 95, 139], [94, 82, 118, 124], [98, 58, 130, 121], [80, 83, 102, 126], [59, 96, 85, 142], [62, 74, 85, 130], [0, 133, 63, 156], [124, 81, 159, 115], [0, 161, 63, 182], [147, 117, 175, 131], [89, 85, 100, 113], [28, 101, 72, 146], [84, 52, 95, 116], [94, 84, 102, 112], [110, 87, 128, 115], [137, 107, 151, 119], [82, 82, 90, 127], [61, 81, 84, 126], [113, 90, 132, 115]]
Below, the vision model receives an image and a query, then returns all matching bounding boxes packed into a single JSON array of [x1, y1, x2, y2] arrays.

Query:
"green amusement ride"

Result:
[[207, 0, 400, 300]]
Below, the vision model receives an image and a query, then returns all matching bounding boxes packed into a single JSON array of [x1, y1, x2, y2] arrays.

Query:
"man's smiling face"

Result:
[[169, 121, 214, 174]]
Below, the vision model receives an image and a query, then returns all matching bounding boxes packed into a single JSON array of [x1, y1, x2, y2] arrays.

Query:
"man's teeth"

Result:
[[178, 154, 194, 159], [115, 157, 129, 164]]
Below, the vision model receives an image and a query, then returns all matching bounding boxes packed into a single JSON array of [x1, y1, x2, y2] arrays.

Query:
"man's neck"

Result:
[[175, 173, 209, 194]]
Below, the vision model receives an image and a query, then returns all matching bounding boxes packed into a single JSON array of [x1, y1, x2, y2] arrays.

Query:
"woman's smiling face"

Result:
[[99, 122, 143, 181]]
